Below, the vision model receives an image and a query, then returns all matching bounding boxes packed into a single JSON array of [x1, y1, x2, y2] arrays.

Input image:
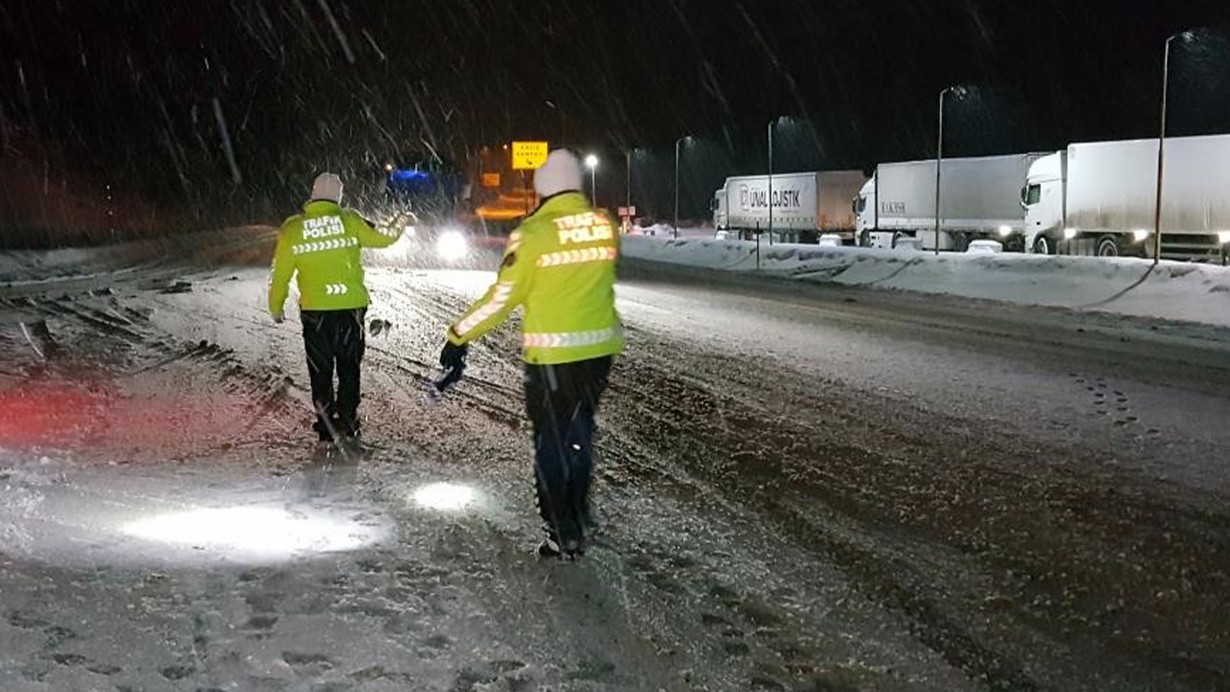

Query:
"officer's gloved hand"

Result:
[[440, 341, 467, 371], [431, 341, 468, 397]]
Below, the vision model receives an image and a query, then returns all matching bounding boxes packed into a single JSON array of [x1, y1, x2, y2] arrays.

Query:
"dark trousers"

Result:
[[524, 356, 613, 545], [300, 308, 366, 439]]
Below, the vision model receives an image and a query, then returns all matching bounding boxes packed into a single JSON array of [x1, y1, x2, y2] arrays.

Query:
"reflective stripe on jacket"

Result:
[[449, 192, 623, 365], [268, 200, 401, 313]]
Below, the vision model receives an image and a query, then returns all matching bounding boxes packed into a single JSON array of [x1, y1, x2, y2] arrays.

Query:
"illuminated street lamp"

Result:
[[585, 154, 599, 206], [767, 116, 797, 245], [768, 119, 775, 242], [623, 148, 637, 233], [625, 148, 636, 210], [935, 85, 967, 255], [1154, 30, 1197, 264], [545, 100, 566, 143]]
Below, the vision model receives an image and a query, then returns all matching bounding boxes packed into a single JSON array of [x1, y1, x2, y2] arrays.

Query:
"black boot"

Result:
[[311, 419, 333, 442], [537, 533, 562, 558], [538, 525, 586, 560], [561, 537, 586, 560]]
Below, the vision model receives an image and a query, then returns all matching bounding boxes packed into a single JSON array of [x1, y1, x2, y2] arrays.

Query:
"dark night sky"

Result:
[[2, 0, 1229, 229]]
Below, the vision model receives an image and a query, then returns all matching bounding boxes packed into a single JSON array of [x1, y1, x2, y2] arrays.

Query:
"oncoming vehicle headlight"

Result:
[[1132, 229, 1151, 243], [1218, 231, 1230, 245], [435, 229, 469, 261], [1064, 227, 1078, 240], [997, 225, 1013, 237]]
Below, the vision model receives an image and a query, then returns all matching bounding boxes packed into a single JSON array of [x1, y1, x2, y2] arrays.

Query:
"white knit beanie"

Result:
[[310, 172, 344, 203], [533, 149, 583, 199]]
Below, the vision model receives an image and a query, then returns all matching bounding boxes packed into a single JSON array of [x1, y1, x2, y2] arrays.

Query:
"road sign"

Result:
[[481, 172, 501, 188], [512, 141, 549, 170], [618, 206, 637, 218]]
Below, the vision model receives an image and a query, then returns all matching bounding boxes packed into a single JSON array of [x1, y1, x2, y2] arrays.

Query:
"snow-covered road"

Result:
[[1, 234, 1228, 691]]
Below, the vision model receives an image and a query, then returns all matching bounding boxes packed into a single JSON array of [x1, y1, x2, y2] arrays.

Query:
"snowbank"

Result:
[[622, 236, 1230, 327], [628, 222, 677, 237], [0, 226, 277, 285]]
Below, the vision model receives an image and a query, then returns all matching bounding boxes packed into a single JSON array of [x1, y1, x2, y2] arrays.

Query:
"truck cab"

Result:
[[1023, 145, 1155, 258], [1022, 152, 1065, 255], [854, 177, 893, 248]]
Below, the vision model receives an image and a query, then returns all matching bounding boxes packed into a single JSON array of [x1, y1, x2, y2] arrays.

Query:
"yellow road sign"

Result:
[[512, 141, 549, 170]]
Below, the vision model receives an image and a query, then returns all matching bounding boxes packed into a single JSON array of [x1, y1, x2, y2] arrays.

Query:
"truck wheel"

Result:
[[891, 231, 904, 249], [858, 229, 870, 248], [1032, 235, 1055, 255], [953, 233, 970, 253], [1095, 235, 1121, 257]]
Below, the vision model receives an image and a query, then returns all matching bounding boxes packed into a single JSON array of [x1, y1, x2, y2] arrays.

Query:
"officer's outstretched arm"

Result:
[[268, 230, 296, 315], [448, 231, 533, 344], [347, 209, 402, 248]]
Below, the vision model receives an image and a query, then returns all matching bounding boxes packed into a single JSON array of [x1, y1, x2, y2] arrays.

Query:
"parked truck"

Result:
[[1022, 134, 1230, 260], [712, 170, 866, 244], [856, 153, 1046, 252]]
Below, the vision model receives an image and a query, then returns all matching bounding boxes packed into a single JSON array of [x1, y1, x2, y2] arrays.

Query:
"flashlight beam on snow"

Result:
[[123, 506, 381, 559], [412, 482, 476, 511]]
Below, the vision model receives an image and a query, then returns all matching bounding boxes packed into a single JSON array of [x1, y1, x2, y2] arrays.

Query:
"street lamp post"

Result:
[[674, 136, 689, 239], [935, 86, 954, 256], [626, 148, 635, 211], [585, 154, 599, 207], [545, 100, 565, 145], [1153, 32, 1194, 265], [623, 148, 636, 233], [767, 119, 774, 245]]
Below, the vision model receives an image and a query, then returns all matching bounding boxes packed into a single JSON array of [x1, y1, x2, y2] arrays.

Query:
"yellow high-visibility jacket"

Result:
[[268, 200, 400, 314], [449, 192, 623, 365]]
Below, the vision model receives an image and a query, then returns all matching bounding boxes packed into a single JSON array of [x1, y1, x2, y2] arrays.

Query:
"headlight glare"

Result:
[[435, 230, 469, 261]]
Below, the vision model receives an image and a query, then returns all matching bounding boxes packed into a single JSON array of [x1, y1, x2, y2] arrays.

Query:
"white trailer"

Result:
[[1023, 134, 1230, 260], [856, 153, 1046, 252], [712, 171, 866, 243]]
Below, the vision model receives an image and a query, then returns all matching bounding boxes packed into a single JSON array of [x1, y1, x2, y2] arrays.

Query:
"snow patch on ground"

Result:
[[0, 226, 277, 285], [622, 235, 1230, 327]]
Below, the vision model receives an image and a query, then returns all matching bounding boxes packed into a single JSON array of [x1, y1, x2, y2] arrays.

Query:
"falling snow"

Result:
[[3, 1, 1230, 689], [1, 230, 1229, 689]]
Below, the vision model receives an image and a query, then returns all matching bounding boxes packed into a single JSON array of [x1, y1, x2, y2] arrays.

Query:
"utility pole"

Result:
[[674, 137, 688, 239], [1153, 34, 1182, 265], [767, 119, 774, 245], [935, 87, 954, 256], [625, 149, 632, 209]]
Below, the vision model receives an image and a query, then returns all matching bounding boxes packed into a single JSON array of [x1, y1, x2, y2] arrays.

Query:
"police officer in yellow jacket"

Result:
[[269, 172, 401, 443], [437, 149, 623, 559]]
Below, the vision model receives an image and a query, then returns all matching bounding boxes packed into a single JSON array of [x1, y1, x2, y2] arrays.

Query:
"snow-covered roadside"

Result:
[[621, 235, 1230, 328], [0, 226, 277, 286]]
